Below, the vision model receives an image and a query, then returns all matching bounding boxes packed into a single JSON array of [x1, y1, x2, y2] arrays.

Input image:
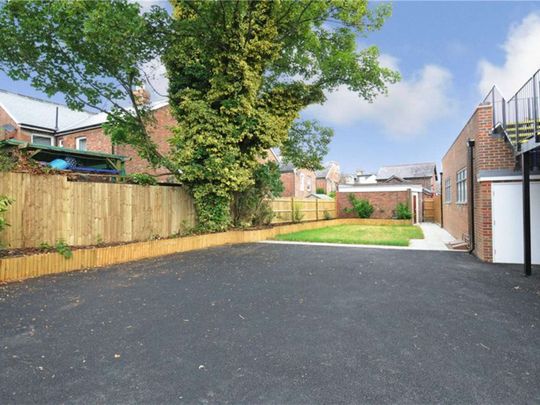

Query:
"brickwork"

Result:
[[280, 169, 317, 198], [336, 191, 409, 219], [58, 127, 113, 153]]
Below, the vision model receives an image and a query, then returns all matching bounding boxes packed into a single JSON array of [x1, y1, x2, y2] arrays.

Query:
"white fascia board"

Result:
[[478, 175, 540, 182]]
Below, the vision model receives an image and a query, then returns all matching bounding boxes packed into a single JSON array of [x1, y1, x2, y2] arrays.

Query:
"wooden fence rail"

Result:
[[0, 173, 337, 249]]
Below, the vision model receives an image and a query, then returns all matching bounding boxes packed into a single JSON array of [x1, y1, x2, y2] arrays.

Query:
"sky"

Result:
[[1, 1, 540, 175]]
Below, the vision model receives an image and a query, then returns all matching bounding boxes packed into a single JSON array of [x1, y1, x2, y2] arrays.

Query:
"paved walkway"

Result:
[[1, 244, 538, 403], [409, 222, 456, 250]]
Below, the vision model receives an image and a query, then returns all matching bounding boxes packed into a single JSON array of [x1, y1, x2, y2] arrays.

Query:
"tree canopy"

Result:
[[0, 0, 399, 231]]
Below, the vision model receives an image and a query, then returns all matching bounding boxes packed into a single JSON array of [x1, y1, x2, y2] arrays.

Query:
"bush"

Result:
[[292, 202, 305, 223], [123, 173, 158, 186], [328, 191, 336, 199], [0, 195, 13, 242], [323, 210, 332, 220], [346, 194, 374, 218], [395, 202, 412, 220], [316, 187, 325, 194]]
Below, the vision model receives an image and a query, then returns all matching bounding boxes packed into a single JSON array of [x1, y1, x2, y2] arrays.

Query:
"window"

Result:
[[58, 139, 64, 147], [444, 178, 451, 203], [76, 137, 87, 151], [299, 173, 305, 191], [31, 134, 53, 146], [307, 177, 312, 192], [456, 168, 467, 203]]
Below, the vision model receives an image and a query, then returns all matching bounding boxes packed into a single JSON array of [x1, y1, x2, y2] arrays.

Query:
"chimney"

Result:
[[133, 85, 150, 105]]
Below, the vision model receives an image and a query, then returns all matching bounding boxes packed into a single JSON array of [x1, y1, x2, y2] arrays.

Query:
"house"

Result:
[[315, 161, 340, 194], [376, 162, 438, 193], [441, 70, 540, 269], [339, 169, 377, 186], [279, 162, 317, 198]]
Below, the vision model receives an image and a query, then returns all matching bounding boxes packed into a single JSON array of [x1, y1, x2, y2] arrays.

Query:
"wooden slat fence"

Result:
[[269, 197, 337, 224], [423, 195, 442, 224], [0, 172, 196, 248]]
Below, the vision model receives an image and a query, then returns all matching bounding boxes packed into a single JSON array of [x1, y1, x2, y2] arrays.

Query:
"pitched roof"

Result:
[[0, 89, 95, 131], [376, 162, 437, 180], [279, 162, 295, 173], [315, 167, 330, 178]]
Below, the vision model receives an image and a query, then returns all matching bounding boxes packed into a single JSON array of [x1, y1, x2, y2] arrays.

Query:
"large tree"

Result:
[[0, 0, 398, 231]]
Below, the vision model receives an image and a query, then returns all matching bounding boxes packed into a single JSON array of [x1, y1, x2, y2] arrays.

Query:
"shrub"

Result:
[[346, 194, 374, 218], [328, 191, 336, 199], [395, 202, 412, 220], [292, 202, 305, 223], [123, 173, 158, 186], [323, 210, 332, 220], [54, 239, 73, 259], [0, 195, 13, 245], [316, 187, 325, 194]]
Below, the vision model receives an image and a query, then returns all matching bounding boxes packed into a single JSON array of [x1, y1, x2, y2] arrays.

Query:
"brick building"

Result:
[[279, 162, 317, 198], [315, 162, 340, 194], [376, 162, 438, 193], [442, 80, 540, 265]]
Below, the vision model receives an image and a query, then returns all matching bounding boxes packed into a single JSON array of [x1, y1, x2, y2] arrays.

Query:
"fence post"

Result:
[[291, 197, 295, 222], [316, 199, 319, 221]]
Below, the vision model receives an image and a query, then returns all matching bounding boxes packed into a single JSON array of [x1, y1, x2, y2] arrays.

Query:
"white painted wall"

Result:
[[491, 182, 540, 264]]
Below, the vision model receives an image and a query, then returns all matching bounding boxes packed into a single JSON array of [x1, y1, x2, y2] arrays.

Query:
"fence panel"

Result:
[[269, 197, 337, 224], [0, 172, 196, 248], [423, 195, 442, 224]]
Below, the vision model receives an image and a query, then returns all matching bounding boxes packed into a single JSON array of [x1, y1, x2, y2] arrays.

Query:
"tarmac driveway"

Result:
[[1, 243, 539, 404]]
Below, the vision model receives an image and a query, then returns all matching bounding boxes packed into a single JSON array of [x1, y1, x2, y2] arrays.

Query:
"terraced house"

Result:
[[442, 69, 540, 273]]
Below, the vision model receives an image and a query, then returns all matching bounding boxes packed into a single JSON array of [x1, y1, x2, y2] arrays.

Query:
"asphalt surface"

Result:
[[1, 243, 539, 404]]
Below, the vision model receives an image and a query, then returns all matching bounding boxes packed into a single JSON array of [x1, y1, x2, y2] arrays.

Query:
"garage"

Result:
[[491, 181, 540, 264]]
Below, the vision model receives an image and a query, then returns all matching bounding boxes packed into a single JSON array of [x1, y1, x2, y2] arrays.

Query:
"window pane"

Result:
[[32, 135, 52, 146], [77, 138, 87, 151]]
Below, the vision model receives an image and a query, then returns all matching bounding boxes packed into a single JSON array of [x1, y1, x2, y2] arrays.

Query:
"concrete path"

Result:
[[409, 222, 456, 251]]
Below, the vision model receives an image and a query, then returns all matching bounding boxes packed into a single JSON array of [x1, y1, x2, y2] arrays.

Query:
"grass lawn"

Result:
[[275, 224, 424, 247]]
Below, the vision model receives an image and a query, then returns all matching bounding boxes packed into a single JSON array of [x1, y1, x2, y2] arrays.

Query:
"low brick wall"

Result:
[[337, 191, 409, 219]]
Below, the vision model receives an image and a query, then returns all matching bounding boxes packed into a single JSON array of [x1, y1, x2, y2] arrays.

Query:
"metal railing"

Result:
[[483, 69, 540, 152]]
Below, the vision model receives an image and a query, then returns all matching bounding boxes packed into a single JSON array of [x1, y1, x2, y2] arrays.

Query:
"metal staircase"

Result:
[[484, 70, 540, 154]]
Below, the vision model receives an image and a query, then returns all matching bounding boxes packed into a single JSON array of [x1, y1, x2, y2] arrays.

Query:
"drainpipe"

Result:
[[439, 171, 444, 228], [467, 139, 475, 254]]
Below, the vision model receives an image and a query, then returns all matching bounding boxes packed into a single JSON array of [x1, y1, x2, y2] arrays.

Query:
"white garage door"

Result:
[[492, 182, 540, 264]]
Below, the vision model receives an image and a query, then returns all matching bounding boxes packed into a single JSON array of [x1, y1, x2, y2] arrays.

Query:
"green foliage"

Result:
[[281, 121, 333, 171], [346, 194, 374, 218], [165, 0, 398, 230], [316, 188, 325, 195], [54, 240, 73, 259], [292, 203, 305, 223], [323, 210, 332, 220], [231, 162, 283, 227], [395, 202, 412, 220], [123, 173, 158, 186], [0, 0, 399, 231], [328, 191, 336, 199], [39, 242, 52, 251], [0, 151, 16, 172], [0, 195, 13, 245]]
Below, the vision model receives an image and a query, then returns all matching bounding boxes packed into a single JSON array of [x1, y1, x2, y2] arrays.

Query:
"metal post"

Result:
[[534, 73, 539, 142], [522, 152, 532, 276], [515, 97, 521, 150]]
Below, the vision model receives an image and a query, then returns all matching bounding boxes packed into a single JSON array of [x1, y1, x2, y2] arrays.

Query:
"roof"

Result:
[[0, 89, 171, 134], [315, 167, 330, 178], [0, 89, 95, 132], [308, 193, 334, 200], [279, 162, 295, 173], [377, 162, 437, 180], [0, 139, 127, 161]]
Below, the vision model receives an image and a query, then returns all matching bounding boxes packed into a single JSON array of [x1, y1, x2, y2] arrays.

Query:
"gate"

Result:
[[423, 195, 441, 224]]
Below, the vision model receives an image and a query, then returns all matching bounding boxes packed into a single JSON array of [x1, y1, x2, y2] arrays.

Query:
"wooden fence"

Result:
[[0, 173, 337, 249], [269, 197, 337, 224], [423, 195, 442, 224], [0, 172, 196, 248]]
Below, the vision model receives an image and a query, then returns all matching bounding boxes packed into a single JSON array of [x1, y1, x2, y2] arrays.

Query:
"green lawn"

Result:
[[275, 224, 424, 247]]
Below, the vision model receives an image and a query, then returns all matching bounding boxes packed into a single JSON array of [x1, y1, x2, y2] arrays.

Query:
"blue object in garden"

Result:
[[48, 159, 70, 170]]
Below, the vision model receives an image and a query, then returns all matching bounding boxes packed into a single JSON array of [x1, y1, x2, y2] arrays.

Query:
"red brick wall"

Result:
[[58, 127, 113, 153], [280, 169, 317, 197], [474, 181, 493, 261], [337, 191, 409, 219]]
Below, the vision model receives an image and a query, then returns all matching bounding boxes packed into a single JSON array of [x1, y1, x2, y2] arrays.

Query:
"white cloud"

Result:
[[478, 12, 540, 97], [305, 57, 455, 138]]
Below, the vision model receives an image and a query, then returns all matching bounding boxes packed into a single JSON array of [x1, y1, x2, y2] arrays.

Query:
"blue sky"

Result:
[[1, 1, 540, 175]]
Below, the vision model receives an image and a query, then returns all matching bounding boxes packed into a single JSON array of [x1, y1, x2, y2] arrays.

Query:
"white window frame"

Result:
[[299, 173, 305, 191], [307, 177, 312, 192], [456, 168, 467, 204], [76, 137, 87, 151], [444, 177, 451, 203], [58, 139, 64, 147], [31, 133, 54, 146]]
